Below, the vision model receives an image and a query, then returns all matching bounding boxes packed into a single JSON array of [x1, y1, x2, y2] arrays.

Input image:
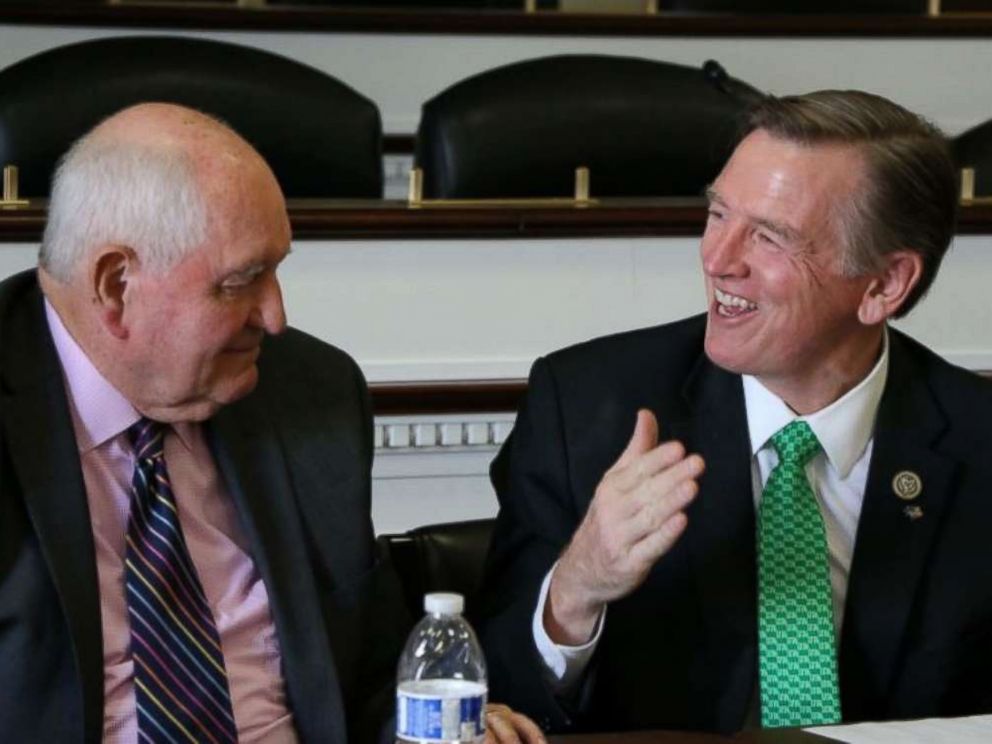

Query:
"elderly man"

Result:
[[480, 90, 992, 734], [0, 104, 542, 744]]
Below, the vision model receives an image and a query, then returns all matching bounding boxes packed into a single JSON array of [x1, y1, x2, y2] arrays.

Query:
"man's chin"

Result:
[[703, 334, 752, 376], [215, 366, 260, 406]]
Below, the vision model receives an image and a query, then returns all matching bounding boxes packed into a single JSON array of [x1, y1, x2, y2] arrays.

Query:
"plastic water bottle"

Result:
[[396, 592, 487, 743]]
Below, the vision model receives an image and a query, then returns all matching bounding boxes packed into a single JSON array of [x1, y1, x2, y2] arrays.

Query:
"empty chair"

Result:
[[377, 518, 495, 621], [414, 54, 763, 199], [0, 36, 383, 198], [955, 118, 992, 195]]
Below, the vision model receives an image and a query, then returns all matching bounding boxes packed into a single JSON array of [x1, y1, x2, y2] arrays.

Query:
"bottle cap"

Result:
[[424, 592, 464, 615]]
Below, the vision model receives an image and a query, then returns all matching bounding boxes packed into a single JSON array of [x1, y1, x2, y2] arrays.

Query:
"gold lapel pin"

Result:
[[892, 470, 922, 501], [904, 505, 924, 521]]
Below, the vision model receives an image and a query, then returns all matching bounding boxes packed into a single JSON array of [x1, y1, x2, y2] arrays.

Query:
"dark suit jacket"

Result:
[[0, 270, 410, 743], [479, 314, 992, 734]]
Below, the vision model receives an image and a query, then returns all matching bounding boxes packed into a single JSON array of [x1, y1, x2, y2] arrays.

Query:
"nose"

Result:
[[701, 220, 749, 279], [251, 273, 287, 335]]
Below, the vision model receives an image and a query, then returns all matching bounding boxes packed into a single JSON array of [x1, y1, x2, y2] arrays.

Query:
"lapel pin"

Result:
[[904, 505, 924, 521], [892, 470, 922, 501]]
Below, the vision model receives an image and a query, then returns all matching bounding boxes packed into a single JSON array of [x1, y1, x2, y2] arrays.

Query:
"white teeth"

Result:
[[714, 287, 757, 310]]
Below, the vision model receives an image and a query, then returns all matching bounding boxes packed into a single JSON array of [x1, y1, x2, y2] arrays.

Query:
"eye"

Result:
[[219, 269, 265, 294], [706, 207, 724, 221], [755, 230, 780, 248], [220, 279, 250, 293]]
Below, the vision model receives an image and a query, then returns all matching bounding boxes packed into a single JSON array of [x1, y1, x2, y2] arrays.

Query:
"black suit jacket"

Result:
[[0, 270, 410, 743], [479, 314, 992, 734]]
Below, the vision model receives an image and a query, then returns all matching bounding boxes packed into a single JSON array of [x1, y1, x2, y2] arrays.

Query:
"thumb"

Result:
[[613, 409, 659, 470]]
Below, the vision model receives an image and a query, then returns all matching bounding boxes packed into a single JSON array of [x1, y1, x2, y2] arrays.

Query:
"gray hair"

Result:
[[745, 90, 958, 318], [40, 132, 207, 281]]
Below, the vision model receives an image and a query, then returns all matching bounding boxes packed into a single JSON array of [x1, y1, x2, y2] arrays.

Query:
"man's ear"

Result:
[[92, 247, 135, 340], [858, 250, 924, 326]]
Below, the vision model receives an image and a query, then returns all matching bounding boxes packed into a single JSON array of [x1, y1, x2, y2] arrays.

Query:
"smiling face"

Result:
[[115, 157, 291, 422], [701, 129, 885, 412]]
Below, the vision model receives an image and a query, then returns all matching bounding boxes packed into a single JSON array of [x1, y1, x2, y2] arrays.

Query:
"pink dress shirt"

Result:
[[45, 300, 298, 743]]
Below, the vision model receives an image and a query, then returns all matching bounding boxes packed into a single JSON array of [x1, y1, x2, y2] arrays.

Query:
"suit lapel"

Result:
[[670, 356, 756, 731], [840, 332, 956, 719], [207, 395, 348, 743], [0, 281, 103, 742]]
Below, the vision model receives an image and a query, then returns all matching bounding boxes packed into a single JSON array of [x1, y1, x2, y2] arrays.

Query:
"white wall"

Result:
[[0, 25, 989, 136], [7, 236, 989, 383], [4, 233, 992, 531]]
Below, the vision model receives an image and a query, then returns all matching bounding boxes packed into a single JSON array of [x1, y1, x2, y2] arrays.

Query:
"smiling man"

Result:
[[479, 91, 992, 734]]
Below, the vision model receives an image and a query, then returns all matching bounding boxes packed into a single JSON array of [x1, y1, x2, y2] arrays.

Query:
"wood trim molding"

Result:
[[5, 199, 992, 241], [2, 5, 992, 38], [369, 371, 992, 415], [369, 378, 526, 415], [383, 134, 416, 154]]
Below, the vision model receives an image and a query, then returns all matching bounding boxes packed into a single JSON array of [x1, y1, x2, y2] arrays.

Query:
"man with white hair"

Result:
[[0, 103, 542, 744]]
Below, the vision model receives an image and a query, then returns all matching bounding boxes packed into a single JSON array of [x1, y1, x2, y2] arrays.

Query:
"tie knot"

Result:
[[770, 419, 820, 466], [128, 418, 166, 460]]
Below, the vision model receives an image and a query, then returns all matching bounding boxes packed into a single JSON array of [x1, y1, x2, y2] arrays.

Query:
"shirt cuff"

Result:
[[531, 562, 605, 697]]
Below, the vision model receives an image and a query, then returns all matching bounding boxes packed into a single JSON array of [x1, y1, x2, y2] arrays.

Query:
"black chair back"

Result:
[[415, 54, 763, 199], [377, 518, 495, 621], [0, 36, 383, 198], [955, 119, 992, 195]]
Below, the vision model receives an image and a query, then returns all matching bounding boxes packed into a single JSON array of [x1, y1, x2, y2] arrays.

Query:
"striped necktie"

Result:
[[124, 418, 238, 743], [758, 419, 841, 728]]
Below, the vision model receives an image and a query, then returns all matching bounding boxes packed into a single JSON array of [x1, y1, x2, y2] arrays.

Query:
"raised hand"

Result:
[[544, 409, 704, 644]]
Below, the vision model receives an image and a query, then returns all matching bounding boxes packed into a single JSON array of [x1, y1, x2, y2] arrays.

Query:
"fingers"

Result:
[[484, 704, 547, 744], [631, 452, 705, 511], [629, 493, 693, 567], [611, 409, 659, 471], [610, 438, 687, 493], [623, 455, 702, 555]]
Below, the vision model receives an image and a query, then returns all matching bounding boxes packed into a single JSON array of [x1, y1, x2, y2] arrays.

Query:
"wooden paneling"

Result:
[[2, 4, 992, 38], [5, 199, 992, 241]]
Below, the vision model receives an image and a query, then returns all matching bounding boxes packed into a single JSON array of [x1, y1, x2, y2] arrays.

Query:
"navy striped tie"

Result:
[[124, 418, 238, 743]]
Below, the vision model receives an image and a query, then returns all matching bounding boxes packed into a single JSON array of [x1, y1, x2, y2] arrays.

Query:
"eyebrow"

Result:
[[705, 188, 804, 243], [754, 217, 803, 244], [220, 246, 293, 283], [221, 264, 266, 284]]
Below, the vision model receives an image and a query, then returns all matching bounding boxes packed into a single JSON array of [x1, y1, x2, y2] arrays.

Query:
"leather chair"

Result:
[[414, 54, 763, 199], [377, 518, 495, 620], [0, 36, 383, 198], [955, 118, 992, 196]]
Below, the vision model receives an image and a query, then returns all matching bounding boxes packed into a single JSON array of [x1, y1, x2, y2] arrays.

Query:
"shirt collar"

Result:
[[44, 299, 197, 454], [742, 331, 889, 478]]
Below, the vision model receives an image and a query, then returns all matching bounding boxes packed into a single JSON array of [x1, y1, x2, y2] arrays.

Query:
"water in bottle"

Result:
[[396, 592, 487, 743]]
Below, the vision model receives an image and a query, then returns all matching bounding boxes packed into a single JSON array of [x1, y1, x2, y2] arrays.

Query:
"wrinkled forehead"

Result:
[[199, 154, 290, 245]]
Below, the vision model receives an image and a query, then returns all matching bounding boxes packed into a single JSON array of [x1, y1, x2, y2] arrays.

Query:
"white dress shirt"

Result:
[[532, 336, 890, 695]]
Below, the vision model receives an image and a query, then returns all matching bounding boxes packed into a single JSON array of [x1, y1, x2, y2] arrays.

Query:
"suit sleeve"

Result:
[[478, 356, 591, 733], [342, 359, 416, 744]]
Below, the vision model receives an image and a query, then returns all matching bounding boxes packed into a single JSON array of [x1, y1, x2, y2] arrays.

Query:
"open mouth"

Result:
[[714, 287, 757, 318]]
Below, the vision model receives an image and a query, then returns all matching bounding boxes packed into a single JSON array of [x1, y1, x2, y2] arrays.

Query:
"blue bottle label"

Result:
[[396, 679, 487, 742]]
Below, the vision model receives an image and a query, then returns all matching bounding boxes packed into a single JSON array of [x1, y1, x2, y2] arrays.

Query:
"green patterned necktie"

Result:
[[758, 419, 842, 728]]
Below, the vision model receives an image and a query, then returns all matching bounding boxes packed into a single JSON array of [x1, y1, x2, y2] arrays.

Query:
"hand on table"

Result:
[[485, 703, 547, 744], [545, 409, 705, 644]]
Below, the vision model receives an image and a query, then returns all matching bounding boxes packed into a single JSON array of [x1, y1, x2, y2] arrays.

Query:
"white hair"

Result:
[[40, 133, 207, 281]]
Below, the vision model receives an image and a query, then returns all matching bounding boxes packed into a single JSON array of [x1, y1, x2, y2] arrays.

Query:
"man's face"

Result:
[[119, 163, 291, 422], [701, 129, 878, 404]]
